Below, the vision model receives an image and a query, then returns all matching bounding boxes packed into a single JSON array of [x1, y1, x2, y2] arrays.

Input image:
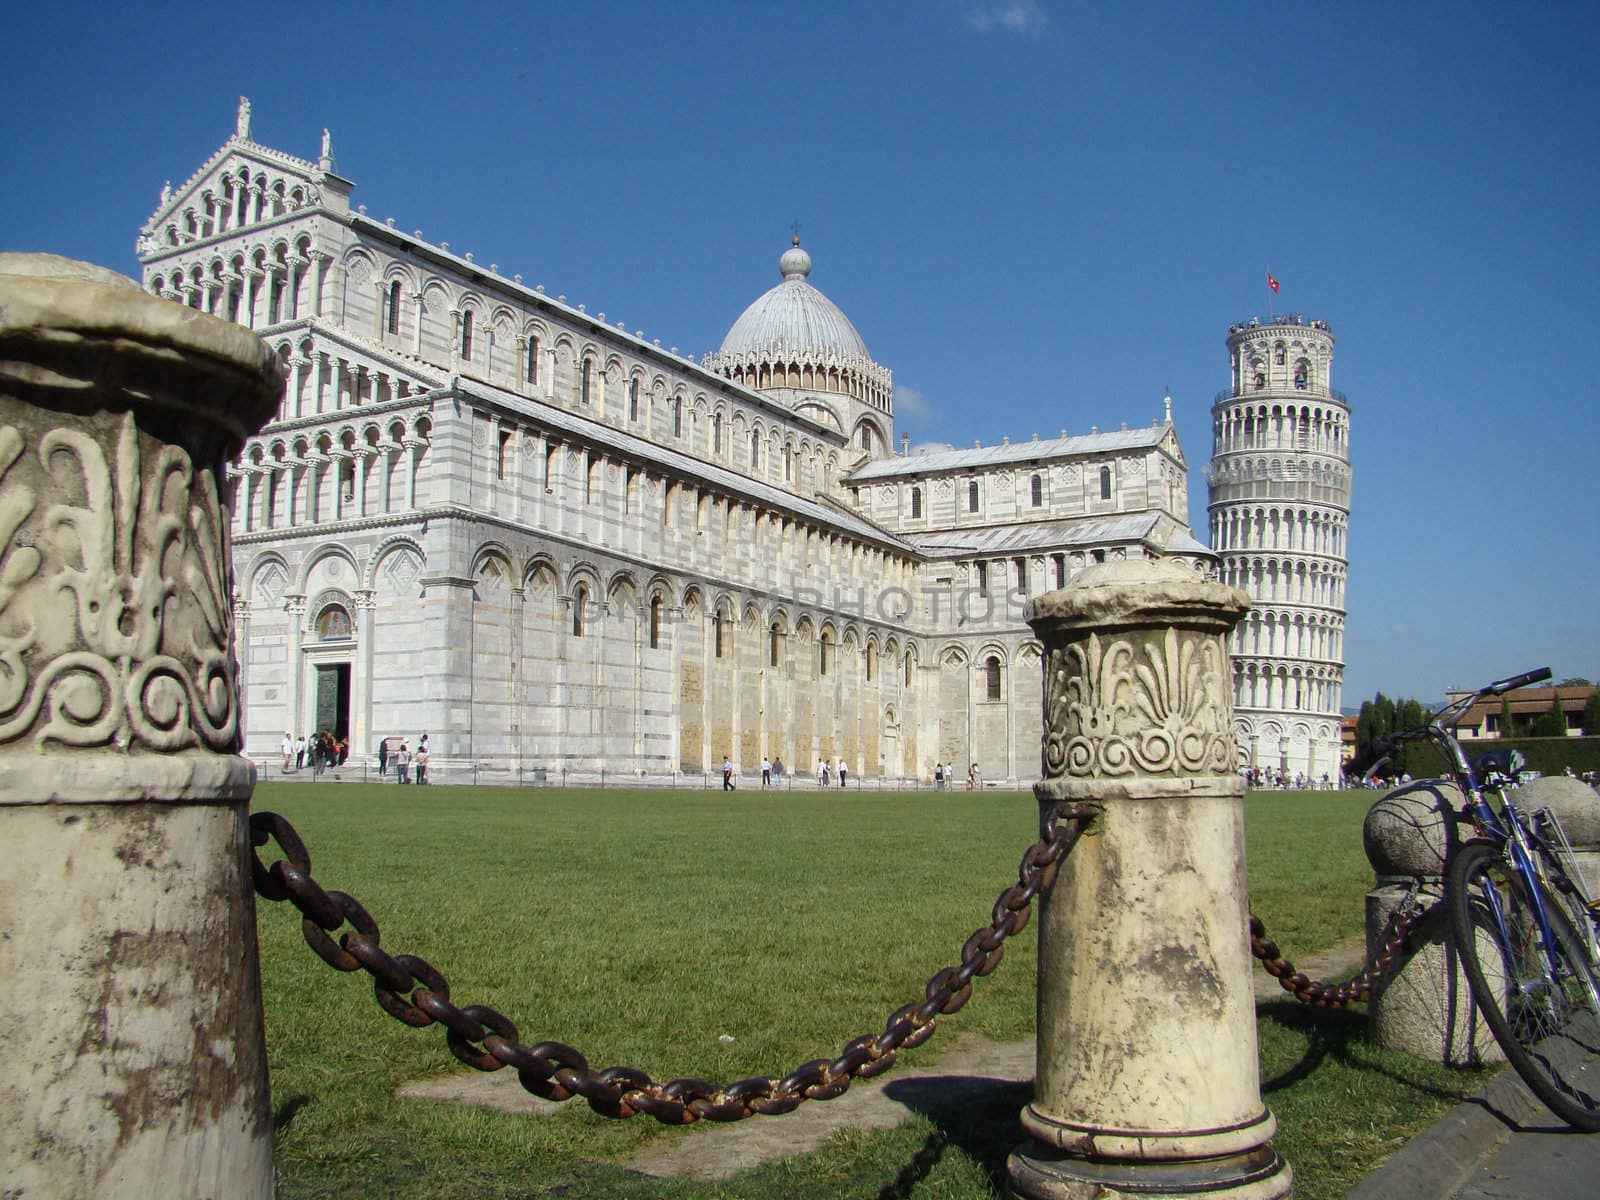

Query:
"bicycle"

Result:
[[1380, 666, 1600, 1129]]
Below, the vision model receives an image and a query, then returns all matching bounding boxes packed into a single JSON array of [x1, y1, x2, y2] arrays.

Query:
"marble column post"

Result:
[[1008, 558, 1289, 1200], [0, 254, 281, 1199], [352, 589, 376, 766]]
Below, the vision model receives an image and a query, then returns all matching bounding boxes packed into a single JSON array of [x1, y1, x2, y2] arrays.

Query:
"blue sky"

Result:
[[4, 1, 1597, 707]]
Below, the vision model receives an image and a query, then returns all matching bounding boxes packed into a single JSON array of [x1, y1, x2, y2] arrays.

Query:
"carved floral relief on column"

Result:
[[1042, 626, 1235, 779], [0, 409, 240, 752]]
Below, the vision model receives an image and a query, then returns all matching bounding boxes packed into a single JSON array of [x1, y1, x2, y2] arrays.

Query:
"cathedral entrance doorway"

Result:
[[303, 599, 355, 741], [314, 663, 351, 740]]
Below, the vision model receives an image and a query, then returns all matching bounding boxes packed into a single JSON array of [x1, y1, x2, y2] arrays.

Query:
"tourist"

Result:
[[837, 756, 848, 788], [773, 756, 785, 782], [934, 761, 944, 791], [414, 742, 430, 785], [761, 756, 772, 787], [968, 762, 979, 791], [281, 732, 294, 775], [395, 740, 411, 784], [378, 737, 389, 777], [722, 755, 734, 790], [296, 734, 308, 771]]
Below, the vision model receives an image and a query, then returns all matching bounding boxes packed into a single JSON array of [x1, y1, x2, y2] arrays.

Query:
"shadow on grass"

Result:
[[879, 1075, 1033, 1195], [1259, 998, 1478, 1103], [273, 1093, 309, 1132]]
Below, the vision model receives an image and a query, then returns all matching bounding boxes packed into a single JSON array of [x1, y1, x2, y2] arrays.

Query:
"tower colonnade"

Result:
[[1206, 317, 1351, 782]]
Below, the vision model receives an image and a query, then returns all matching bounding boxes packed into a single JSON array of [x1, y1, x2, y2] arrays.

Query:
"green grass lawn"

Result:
[[253, 783, 1478, 1199]]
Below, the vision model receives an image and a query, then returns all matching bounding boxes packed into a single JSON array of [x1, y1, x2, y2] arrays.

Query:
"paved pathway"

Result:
[[401, 935, 1370, 1182]]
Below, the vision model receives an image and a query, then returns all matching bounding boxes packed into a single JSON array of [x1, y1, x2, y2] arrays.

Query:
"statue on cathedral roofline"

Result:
[[236, 96, 251, 141]]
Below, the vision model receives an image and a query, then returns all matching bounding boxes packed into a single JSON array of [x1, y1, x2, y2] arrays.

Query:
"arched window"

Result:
[[572, 584, 587, 637], [819, 632, 831, 676], [1254, 372, 1265, 390], [713, 609, 725, 658], [629, 377, 640, 421], [581, 359, 593, 404], [1031, 473, 1043, 507], [386, 281, 401, 334], [968, 480, 980, 512], [1099, 466, 1113, 500], [526, 336, 540, 384], [985, 656, 1002, 701], [784, 446, 793, 481], [750, 431, 760, 470], [315, 603, 352, 640], [649, 595, 662, 649], [770, 622, 781, 666], [859, 426, 872, 451], [904, 652, 914, 686], [713, 413, 723, 455], [673, 398, 683, 438], [460, 311, 473, 360], [910, 486, 922, 518], [866, 645, 876, 682]]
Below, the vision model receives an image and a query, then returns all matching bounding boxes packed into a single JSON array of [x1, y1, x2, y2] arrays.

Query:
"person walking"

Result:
[[761, 756, 772, 787], [837, 756, 848, 788], [295, 734, 307, 772], [934, 761, 944, 791], [281, 732, 294, 775], [722, 756, 735, 791], [378, 737, 389, 778]]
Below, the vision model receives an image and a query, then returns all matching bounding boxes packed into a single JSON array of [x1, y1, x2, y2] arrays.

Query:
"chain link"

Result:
[[250, 801, 1100, 1125], [1249, 886, 1441, 1007]]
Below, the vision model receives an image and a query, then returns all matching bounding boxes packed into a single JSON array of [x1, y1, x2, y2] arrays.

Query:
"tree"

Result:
[[1584, 688, 1600, 736], [1499, 697, 1521, 739], [1532, 693, 1569, 739]]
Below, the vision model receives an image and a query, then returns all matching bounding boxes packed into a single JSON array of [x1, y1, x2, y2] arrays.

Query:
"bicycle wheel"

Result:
[[1448, 840, 1600, 1129]]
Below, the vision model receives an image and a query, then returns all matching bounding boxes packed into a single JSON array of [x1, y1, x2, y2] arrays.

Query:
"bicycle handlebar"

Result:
[[1482, 667, 1552, 696]]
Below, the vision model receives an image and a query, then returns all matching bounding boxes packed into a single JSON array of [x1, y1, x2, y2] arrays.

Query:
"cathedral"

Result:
[[135, 101, 1214, 784]]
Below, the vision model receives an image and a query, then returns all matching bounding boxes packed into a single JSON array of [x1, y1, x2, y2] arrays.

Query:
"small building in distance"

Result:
[[1447, 685, 1595, 740]]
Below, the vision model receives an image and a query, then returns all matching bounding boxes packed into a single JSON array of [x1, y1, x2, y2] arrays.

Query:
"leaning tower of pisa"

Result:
[[1206, 316, 1352, 783]]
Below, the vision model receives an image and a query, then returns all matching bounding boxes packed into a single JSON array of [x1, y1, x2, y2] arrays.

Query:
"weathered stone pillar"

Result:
[[1361, 781, 1486, 1064], [1009, 559, 1290, 1200], [0, 254, 281, 1199]]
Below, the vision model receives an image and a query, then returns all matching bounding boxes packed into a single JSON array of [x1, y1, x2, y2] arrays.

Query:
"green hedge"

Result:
[[1461, 735, 1600, 777]]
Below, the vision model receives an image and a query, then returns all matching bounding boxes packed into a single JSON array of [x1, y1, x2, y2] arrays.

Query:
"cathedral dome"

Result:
[[716, 238, 871, 362]]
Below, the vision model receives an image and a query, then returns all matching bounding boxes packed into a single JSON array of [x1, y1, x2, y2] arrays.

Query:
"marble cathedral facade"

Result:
[[135, 102, 1211, 782]]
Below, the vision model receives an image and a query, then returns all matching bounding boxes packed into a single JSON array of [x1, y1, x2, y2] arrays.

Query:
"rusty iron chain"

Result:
[[1249, 889, 1442, 1008], [250, 801, 1100, 1125]]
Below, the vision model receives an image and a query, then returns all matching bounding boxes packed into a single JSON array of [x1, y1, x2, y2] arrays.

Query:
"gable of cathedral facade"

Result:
[[137, 102, 1213, 784]]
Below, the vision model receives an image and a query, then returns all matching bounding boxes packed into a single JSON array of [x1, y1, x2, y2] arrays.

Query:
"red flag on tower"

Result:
[[1266, 272, 1281, 294]]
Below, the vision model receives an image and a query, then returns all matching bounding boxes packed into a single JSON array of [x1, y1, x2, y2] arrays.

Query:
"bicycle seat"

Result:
[[1471, 747, 1527, 781]]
